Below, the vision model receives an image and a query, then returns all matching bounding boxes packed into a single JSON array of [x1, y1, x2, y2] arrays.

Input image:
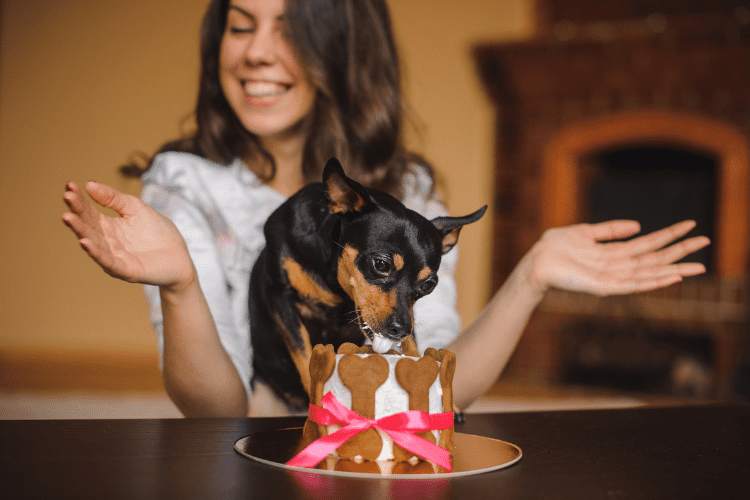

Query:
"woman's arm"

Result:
[[158, 272, 248, 416], [62, 181, 248, 416], [449, 219, 711, 409]]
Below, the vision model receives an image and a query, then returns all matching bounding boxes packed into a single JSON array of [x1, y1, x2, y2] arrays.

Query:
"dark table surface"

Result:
[[1, 403, 748, 499]]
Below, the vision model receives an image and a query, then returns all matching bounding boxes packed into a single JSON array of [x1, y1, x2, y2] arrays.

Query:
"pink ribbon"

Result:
[[286, 392, 454, 471]]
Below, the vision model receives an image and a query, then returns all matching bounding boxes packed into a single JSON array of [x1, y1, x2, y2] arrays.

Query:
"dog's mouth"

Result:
[[360, 321, 401, 354]]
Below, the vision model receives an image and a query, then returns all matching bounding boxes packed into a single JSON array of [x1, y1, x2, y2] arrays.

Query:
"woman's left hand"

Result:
[[525, 219, 710, 297]]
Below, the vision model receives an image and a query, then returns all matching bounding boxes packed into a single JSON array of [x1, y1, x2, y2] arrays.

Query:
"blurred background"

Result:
[[1, 0, 748, 419]]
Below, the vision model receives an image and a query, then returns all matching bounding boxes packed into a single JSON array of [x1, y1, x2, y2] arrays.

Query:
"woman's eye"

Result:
[[228, 25, 255, 34], [371, 256, 392, 277], [226, 10, 256, 34]]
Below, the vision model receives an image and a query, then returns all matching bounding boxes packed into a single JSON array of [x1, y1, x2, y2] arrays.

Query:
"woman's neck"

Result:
[[256, 127, 308, 197]]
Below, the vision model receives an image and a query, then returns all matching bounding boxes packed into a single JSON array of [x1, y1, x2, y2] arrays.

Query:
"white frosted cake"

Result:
[[299, 339, 455, 473]]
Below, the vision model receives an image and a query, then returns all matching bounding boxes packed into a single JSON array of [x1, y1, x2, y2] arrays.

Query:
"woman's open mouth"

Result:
[[243, 80, 290, 99]]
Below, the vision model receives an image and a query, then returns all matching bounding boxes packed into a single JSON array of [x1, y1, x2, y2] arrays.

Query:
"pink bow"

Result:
[[286, 392, 454, 471]]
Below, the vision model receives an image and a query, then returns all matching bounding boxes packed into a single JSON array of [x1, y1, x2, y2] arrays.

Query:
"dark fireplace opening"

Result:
[[585, 145, 717, 272], [561, 145, 721, 397], [562, 319, 715, 397]]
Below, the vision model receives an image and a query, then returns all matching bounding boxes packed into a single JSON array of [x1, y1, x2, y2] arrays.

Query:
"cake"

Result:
[[292, 337, 455, 474]]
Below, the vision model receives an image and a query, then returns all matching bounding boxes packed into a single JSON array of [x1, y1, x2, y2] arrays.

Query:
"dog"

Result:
[[249, 157, 486, 410]]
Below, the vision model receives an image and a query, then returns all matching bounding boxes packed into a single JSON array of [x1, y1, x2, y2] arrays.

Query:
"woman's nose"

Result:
[[244, 27, 276, 65]]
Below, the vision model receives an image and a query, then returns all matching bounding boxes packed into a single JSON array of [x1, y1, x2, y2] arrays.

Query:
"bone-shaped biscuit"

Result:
[[309, 344, 336, 405], [335, 460, 381, 474], [337, 342, 360, 355], [436, 349, 456, 452], [392, 459, 437, 475], [393, 356, 440, 461], [424, 347, 440, 361], [400, 335, 420, 357], [437, 349, 455, 412], [395, 356, 439, 413], [335, 353, 389, 460], [305, 344, 336, 444]]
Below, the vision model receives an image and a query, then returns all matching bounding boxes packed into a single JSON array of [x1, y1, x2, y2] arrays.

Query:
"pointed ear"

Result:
[[432, 205, 487, 254], [323, 158, 372, 214]]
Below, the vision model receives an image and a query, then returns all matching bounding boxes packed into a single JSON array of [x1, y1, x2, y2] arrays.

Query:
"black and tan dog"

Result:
[[249, 158, 486, 410]]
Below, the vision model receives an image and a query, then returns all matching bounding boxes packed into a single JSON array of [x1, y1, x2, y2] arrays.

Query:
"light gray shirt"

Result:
[[141, 152, 461, 399]]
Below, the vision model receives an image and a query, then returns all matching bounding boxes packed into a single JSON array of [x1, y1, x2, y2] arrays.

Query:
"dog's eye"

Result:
[[418, 276, 438, 296], [370, 255, 392, 277]]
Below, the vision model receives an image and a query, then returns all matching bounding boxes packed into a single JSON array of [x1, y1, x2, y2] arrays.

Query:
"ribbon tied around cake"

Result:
[[286, 392, 454, 471]]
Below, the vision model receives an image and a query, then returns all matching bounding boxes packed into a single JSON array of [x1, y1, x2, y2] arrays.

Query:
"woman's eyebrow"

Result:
[[228, 5, 254, 20], [227, 5, 284, 23]]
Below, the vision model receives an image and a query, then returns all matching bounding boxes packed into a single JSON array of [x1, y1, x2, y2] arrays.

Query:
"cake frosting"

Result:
[[298, 338, 455, 471]]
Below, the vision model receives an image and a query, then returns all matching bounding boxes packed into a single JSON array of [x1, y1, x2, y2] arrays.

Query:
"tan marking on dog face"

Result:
[[417, 267, 432, 281], [283, 257, 342, 306], [337, 245, 397, 333], [393, 253, 404, 271]]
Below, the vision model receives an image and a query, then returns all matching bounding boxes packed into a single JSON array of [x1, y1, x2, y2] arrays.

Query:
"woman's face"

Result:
[[219, 0, 316, 143]]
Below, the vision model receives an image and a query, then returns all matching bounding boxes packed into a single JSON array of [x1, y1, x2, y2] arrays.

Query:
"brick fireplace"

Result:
[[474, 0, 750, 397]]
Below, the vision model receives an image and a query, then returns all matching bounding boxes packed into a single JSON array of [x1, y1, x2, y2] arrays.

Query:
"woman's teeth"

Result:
[[244, 81, 288, 98]]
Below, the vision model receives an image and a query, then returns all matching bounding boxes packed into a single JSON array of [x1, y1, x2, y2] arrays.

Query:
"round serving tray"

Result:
[[234, 427, 521, 479]]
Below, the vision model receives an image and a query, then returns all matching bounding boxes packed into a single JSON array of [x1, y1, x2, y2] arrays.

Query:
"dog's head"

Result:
[[323, 158, 486, 350]]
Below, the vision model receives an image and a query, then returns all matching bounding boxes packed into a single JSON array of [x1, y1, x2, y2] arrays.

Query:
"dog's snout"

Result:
[[386, 315, 411, 340]]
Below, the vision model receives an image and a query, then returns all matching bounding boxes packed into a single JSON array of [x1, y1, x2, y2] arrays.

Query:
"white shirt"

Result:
[[141, 151, 461, 399]]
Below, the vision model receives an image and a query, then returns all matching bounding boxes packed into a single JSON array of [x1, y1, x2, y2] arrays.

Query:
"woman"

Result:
[[61, 0, 709, 417]]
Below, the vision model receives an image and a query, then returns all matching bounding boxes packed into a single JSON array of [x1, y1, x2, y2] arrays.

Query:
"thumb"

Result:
[[84, 181, 139, 216]]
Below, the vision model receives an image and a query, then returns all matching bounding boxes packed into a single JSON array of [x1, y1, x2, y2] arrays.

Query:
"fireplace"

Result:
[[474, 0, 750, 397]]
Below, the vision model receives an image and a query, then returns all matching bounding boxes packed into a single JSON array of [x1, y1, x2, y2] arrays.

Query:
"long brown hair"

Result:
[[122, 0, 432, 198]]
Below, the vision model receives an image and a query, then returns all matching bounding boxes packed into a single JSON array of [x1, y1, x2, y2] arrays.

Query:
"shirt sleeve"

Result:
[[401, 166, 463, 352], [140, 155, 252, 400]]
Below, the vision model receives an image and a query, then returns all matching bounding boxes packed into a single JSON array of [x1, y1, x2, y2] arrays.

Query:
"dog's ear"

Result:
[[323, 157, 373, 214], [431, 205, 487, 254]]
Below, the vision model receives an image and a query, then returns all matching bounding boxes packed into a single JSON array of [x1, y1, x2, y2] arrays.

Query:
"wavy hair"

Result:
[[122, 0, 432, 198]]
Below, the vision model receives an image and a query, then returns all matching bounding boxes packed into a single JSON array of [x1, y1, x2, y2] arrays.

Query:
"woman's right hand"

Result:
[[62, 181, 195, 291]]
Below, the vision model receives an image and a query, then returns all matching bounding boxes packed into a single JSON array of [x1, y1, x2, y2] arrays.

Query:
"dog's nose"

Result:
[[386, 315, 411, 340]]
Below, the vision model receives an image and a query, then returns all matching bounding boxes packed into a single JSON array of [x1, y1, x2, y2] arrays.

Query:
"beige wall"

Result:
[[0, 1, 533, 370]]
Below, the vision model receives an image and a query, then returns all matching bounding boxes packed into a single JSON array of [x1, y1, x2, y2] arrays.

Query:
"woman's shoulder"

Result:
[[142, 152, 241, 187]]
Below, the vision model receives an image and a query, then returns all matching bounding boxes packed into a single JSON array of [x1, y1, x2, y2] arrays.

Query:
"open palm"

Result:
[[528, 220, 710, 296], [62, 181, 194, 289]]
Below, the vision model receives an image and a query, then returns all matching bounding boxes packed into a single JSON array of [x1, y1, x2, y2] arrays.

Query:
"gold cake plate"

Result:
[[234, 427, 521, 479]]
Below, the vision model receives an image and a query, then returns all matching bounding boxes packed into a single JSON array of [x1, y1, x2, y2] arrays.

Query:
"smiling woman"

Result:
[[61, 0, 460, 417], [219, 0, 317, 162]]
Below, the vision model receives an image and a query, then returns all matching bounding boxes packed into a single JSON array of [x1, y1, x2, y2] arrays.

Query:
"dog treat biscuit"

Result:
[[336, 354, 389, 460]]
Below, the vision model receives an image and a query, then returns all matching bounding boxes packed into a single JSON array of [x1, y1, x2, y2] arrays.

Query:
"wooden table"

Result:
[[1, 404, 747, 499]]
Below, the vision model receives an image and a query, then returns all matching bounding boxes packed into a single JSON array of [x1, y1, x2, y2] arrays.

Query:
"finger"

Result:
[[61, 212, 87, 240], [586, 220, 641, 242], [63, 182, 101, 227], [84, 181, 140, 217], [61, 212, 108, 250], [623, 274, 685, 294], [623, 220, 698, 256], [594, 273, 684, 296], [633, 235, 711, 267], [614, 261, 707, 280]]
